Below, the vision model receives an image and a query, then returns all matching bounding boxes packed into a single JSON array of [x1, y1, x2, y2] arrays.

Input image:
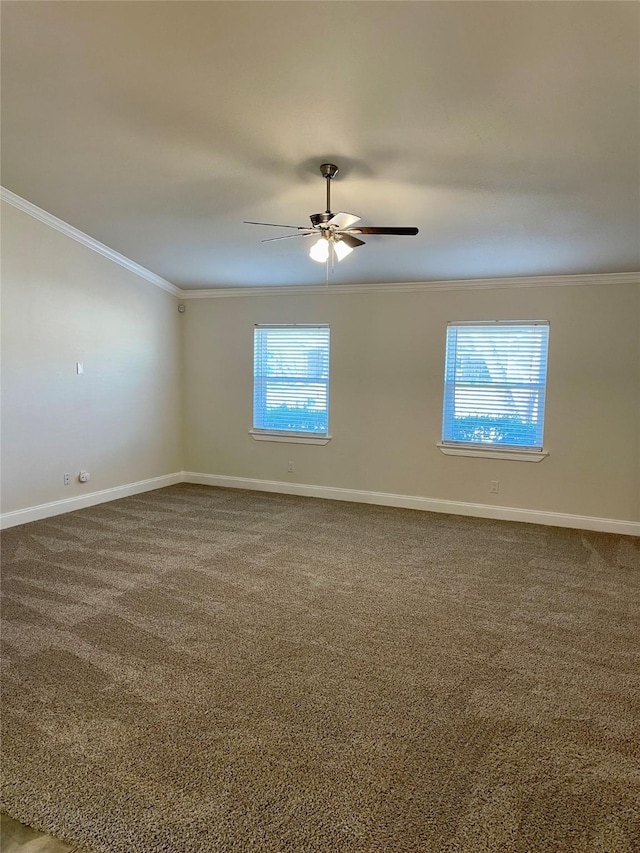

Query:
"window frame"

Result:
[[438, 320, 550, 462], [250, 323, 332, 445]]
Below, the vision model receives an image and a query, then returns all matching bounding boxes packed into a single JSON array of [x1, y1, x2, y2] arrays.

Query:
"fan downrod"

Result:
[[316, 163, 339, 217]]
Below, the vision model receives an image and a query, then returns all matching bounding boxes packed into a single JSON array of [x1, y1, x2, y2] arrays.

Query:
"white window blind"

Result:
[[442, 321, 549, 450], [253, 325, 330, 435]]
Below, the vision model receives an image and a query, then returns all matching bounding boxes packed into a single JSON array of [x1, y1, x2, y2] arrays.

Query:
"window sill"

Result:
[[249, 430, 332, 445], [437, 443, 548, 462]]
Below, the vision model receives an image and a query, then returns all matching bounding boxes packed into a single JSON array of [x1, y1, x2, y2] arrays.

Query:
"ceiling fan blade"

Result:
[[261, 231, 315, 242], [327, 212, 361, 229], [338, 233, 366, 249], [244, 221, 309, 229], [346, 227, 419, 236]]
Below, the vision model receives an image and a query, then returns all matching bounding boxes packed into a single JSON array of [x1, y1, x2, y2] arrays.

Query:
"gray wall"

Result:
[[1, 202, 183, 514], [183, 283, 639, 522]]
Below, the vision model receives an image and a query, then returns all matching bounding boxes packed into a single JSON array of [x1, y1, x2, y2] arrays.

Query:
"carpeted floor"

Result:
[[1, 484, 639, 853]]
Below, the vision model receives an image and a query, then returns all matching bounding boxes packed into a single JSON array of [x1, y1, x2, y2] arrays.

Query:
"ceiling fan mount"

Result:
[[319, 162, 339, 180], [245, 163, 419, 263]]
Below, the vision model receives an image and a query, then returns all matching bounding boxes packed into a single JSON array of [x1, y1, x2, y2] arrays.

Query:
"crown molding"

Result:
[[180, 271, 639, 299], [1, 187, 181, 297], [3, 187, 636, 299]]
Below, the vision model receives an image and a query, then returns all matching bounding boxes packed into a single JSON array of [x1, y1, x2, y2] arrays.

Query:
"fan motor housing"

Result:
[[310, 212, 333, 227]]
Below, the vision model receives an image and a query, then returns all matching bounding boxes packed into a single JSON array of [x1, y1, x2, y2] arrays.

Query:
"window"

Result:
[[252, 324, 330, 440], [441, 321, 549, 455]]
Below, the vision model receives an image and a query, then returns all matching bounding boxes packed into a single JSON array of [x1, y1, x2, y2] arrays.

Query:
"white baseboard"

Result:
[[3, 471, 638, 536], [0, 473, 184, 530], [183, 472, 640, 536]]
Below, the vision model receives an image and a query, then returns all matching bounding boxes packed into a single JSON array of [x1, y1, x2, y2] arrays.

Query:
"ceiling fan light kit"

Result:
[[245, 163, 419, 265]]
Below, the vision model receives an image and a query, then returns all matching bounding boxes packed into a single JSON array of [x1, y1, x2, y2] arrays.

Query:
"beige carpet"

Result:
[[1, 484, 639, 852]]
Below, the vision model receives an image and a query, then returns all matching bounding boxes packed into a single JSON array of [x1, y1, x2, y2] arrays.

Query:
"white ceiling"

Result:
[[2, 1, 638, 290]]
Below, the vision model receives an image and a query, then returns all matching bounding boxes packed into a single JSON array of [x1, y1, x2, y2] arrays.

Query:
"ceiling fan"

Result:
[[245, 163, 419, 263]]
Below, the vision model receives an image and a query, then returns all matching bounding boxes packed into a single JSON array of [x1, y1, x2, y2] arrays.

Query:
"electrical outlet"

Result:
[[287, 461, 295, 473], [63, 473, 71, 486], [490, 480, 499, 494]]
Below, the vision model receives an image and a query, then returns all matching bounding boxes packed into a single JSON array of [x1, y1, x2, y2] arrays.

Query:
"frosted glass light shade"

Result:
[[333, 239, 353, 261], [309, 237, 329, 262]]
